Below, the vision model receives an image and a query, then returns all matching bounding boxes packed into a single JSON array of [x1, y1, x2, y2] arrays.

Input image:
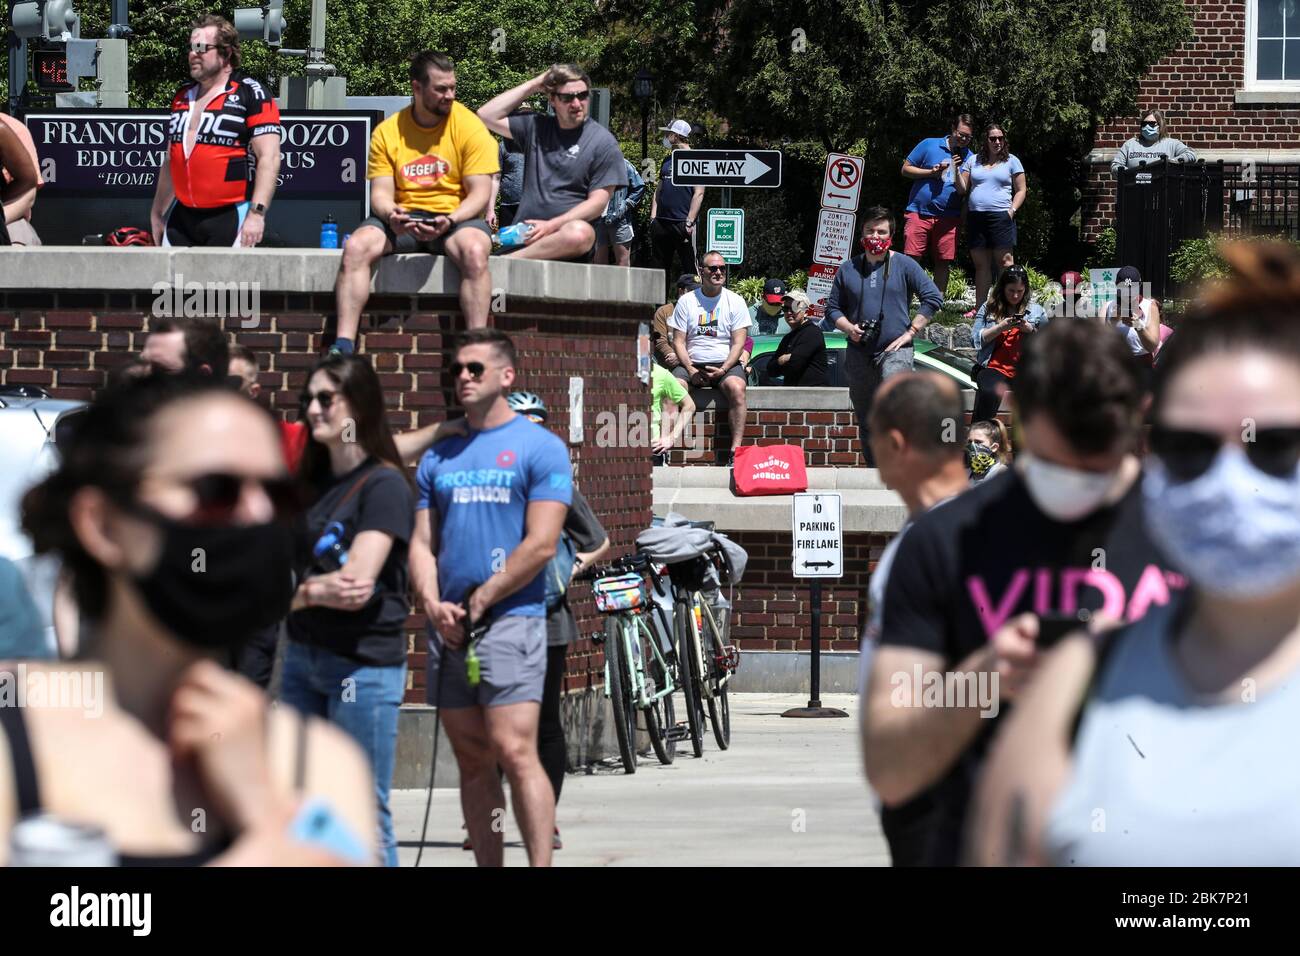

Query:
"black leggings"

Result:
[[539, 644, 567, 803], [973, 367, 1012, 424]]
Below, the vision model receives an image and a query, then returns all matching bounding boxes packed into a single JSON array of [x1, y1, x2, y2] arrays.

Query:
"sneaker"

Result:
[[553, 827, 563, 851]]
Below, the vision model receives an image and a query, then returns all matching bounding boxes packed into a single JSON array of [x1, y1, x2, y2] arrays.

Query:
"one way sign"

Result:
[[792, 493, 843, 578], [671, 149, 783, 188]]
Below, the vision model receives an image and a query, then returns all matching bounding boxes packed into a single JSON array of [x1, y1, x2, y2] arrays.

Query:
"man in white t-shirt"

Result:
[[668, 249, 752, 463]]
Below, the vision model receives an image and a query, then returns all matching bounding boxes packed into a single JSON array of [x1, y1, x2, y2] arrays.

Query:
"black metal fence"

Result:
[[1114, 159, 1300, 300]]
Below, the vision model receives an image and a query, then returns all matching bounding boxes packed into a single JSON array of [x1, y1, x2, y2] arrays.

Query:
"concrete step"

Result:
[[652, 465, 906, 533]]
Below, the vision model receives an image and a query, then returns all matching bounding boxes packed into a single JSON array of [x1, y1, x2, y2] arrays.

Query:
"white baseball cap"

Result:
[[658, 119, 692, 138]]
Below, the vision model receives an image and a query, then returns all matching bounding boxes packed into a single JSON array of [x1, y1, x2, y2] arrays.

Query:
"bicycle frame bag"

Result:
[[593, 572, 647, 614], [731, 444, 808, 497]]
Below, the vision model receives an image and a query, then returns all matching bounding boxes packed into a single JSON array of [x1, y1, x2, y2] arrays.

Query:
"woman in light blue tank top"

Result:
[[967, 242, 1300, 866]]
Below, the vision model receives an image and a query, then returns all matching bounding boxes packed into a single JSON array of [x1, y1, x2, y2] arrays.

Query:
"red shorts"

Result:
[[903, 211, 960, 262]]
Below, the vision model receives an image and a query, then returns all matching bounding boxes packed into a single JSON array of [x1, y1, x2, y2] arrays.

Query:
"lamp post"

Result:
[[632, 68, 654, 162]]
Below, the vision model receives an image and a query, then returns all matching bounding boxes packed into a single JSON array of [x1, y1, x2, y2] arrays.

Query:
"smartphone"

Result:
[[405, 209, 439, 222], [1036, 611, 1090, 648]]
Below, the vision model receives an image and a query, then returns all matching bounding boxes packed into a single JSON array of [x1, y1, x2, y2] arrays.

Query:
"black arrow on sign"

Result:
[[802, 560, 834, 570]]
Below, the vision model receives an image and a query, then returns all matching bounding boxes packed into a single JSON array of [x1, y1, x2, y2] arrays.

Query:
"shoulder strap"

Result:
[[325, 465, 378, 525], [0, 700, 42, 816], [294, 710, 309, 792]]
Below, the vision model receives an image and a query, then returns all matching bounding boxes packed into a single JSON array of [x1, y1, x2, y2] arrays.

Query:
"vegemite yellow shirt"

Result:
[[367, 100, 499, 213]]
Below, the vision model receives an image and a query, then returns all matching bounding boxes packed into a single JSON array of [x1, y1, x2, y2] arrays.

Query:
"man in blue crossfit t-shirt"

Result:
[[410, 328, 572, 867]]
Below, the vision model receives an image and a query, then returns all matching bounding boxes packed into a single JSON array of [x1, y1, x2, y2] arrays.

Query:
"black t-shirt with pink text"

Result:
[[876, 467, 1185, 865]]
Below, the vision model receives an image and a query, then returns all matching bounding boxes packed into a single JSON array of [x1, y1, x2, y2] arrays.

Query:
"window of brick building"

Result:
[[1247, 0, 1300, 88]]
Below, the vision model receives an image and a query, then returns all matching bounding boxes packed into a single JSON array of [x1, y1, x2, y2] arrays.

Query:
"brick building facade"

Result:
[[1082, 0, 1300, 242]]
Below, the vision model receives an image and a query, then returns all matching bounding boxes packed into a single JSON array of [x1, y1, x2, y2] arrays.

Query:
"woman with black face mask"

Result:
[[6, 372, 377, 865], [280, 353, 414, 868], [970, 242, 1300, 866]]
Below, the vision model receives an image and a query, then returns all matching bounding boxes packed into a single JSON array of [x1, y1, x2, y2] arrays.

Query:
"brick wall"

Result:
[[1081, 0, 1300, 240], [0, 290, 653, 704], [728, 531, 890, 652]]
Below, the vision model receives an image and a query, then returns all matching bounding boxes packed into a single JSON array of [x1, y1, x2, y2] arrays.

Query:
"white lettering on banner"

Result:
[[281, 123, 350, 147], [77, 149, 168, 168], [38, 120, 167, 147]]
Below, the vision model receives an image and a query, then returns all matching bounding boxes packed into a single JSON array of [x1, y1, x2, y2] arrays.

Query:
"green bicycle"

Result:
[[585, 552, 679, 774]]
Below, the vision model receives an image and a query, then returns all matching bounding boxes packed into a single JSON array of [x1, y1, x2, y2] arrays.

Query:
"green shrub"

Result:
[[1086, 227, 1117, 273], [785, 268, 808, 291], [729, 276, 765, 304], [1169, 233, 1300, 287]]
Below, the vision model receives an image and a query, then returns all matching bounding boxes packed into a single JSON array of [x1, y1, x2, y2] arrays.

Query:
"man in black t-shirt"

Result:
[[862, 321, 1185, 866], [649, 119, 705, 300]]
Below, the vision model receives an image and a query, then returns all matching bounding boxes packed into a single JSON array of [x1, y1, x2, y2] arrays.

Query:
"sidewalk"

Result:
[[393, 692, 891, 866]]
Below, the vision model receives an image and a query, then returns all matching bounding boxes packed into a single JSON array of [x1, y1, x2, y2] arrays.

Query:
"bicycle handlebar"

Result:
[[573, 550, 653, 583]]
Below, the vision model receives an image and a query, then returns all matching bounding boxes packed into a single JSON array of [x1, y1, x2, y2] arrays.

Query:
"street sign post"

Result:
[[671, 149, 782, 188], [785, 493, 848, 719], [821, 153, 864, 211], [707, 207, 744, 264], [813, 209, 856, 266]]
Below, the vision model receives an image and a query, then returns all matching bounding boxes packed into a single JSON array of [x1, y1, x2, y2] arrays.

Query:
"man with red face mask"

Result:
[[826, 206, 944, 466]]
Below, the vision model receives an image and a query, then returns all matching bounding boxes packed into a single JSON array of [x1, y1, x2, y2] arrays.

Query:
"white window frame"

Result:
[[1245, 0, 1300, 91]]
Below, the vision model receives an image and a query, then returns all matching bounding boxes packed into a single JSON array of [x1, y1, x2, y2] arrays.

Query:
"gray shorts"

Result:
[[425, 614, 546, 709], [356, 214, 492, 255], [672, 363, 746, 383], [594, 218, 634, 247]]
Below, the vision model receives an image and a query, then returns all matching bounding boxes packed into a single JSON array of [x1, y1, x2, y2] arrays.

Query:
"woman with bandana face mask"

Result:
[[965, 419, 1012, 483], [6, 372, 377, 865], [971, 241, 1300, 866], [1110, 108, 1197, 175]]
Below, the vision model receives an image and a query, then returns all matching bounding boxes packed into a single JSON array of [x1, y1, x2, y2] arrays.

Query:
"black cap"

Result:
[[676, 273, 701, 290], [763, 278, 787, 303], [1116, 265, 1142, 284]]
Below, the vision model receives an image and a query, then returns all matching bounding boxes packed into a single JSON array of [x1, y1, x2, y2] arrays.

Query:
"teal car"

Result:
[[746, 331, 978, 390]]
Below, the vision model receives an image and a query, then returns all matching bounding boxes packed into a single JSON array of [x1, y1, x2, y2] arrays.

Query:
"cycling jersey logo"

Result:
[[401, 153, 450, 187], [496, 450, 516, 468]]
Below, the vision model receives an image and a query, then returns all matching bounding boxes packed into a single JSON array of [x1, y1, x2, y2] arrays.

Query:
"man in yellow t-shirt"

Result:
[[331, 51, 500, 353]]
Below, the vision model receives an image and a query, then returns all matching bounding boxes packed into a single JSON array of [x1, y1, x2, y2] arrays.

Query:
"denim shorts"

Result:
[[426, 614, 547, 709]]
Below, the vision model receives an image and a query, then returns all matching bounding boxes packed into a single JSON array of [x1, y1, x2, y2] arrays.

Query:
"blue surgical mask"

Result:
[[1141, 123, 1159, 140], [1143, 448, 1300, 599]]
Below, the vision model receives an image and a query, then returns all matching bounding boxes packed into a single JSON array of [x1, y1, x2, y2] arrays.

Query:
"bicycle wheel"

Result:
[[640, 621, 676, 765], [605, 617, 637, 774], [674, 597, 705, 758], [702, 605, 732, 750]]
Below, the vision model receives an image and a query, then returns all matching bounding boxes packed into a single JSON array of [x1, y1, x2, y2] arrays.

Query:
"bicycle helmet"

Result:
[[507, 391, 547, 423], [106, 226, 154, 247]]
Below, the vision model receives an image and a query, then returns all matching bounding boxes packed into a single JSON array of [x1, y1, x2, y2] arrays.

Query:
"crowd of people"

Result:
[[5, 15, 1298, 872]]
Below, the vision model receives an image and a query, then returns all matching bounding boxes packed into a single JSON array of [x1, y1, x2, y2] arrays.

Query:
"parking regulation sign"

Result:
[[821, 153, 864, 212], [792, 493, 843, 578], [813, 209, 856, 265], [805, 263, 838, 319]]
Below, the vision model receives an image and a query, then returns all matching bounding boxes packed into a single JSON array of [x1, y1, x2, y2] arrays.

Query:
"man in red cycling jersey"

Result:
[[149, 15, 282, 248]]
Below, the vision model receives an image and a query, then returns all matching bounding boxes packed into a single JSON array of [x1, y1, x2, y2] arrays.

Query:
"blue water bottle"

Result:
[[496, 222, 533, 250], [320, 215, 338, 249]]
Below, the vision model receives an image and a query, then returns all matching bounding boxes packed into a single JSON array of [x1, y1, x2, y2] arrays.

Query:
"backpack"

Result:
[[544, 530, 578, 610]]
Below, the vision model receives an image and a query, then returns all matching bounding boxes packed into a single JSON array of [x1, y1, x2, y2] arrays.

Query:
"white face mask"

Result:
[[1019, 453, 1119, 522], [662, 135, 673, 148]]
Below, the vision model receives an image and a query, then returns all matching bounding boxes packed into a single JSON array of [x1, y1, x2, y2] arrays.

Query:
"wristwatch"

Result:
[[249, 202, 268, 216]]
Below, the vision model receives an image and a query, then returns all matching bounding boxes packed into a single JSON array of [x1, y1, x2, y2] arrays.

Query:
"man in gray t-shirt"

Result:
[[477, 64, 627, 262]]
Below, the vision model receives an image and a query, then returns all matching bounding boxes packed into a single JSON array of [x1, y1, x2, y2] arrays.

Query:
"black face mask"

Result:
[[965, 442, 999, 478], [128, 510, 296, 649]]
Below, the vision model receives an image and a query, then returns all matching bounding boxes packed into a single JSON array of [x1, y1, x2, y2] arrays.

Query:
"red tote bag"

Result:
[[732, 444, 809, 496]]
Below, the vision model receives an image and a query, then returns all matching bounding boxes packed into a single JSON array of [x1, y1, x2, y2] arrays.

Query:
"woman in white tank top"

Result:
[[1099, 265, 1162, 358], [966, 242, 1300, 866]]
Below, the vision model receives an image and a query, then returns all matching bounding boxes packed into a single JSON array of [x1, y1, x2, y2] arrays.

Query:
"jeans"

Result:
[[845, 345, 914, 465], [973, 367, 1012, 424], [279, 640, 407, 867]]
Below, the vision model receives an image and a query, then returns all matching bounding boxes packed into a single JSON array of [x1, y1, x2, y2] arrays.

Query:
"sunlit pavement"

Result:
[[394, 692, 890, 867]]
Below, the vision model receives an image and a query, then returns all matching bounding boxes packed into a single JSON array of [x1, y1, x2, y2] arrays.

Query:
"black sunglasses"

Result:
[[703, 264, 727, 273], [553, 90, 590, 103], [301, 388, 337, 410], [134, 473, 302, 528], [449, 361, 488, 379], [1150, 424, 1300, 483]]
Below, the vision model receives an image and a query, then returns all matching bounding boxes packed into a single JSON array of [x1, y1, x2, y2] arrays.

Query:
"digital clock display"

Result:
[[33, 50, 72, 91]]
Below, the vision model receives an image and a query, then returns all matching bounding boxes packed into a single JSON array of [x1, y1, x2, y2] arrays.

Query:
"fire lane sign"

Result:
[[792, 493, 843, 578]]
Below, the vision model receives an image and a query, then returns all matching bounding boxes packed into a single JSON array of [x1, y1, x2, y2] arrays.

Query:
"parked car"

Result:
[[746, 331, 978, 390], [0, 386, 87, 655]]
